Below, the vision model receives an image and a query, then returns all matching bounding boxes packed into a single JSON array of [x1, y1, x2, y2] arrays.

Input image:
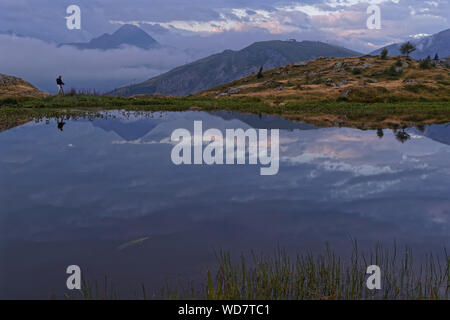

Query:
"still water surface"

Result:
[[0, 111, 448, 298]]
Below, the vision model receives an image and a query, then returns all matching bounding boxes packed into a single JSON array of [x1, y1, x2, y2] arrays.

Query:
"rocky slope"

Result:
[[200, 55, 450, 103], [0, 73, 48, 98], [109, 40, 360, 97]]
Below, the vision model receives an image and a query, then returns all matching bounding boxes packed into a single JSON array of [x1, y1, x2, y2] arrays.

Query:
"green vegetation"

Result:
[[385, 66, 401, 78], [63, 243, 449, 300], [403, 84, 434, 93], [380, 48, 388, 59], [420, 57, 433, 69], [438, 80, 450, 86], [1, 92, 448, 113], [381, 60, 404, 78], [1, 94, 450, 132]]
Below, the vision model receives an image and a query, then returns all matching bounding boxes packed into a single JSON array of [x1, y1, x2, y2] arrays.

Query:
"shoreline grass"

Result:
[[1, 94, 450, 131], [65, 243, 449, 300]]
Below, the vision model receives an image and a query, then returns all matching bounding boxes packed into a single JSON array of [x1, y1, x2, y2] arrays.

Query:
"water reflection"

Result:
[[57, 120, 66, 132], [0, 111, 448, 299], [46, 111, 449, 147], [395, 129, 411, 144], [376, 129, 384, 139]]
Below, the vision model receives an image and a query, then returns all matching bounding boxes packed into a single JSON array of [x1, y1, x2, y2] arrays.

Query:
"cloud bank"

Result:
[[0, 35, 196, 93]]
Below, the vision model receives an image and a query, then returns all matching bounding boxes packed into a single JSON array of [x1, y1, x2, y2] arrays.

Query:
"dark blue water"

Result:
[[0, 111, 448, 299]]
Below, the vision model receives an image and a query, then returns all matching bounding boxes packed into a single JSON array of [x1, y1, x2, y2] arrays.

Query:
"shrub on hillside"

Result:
[[0, 97, 20, 106], [403, 84, 434, 93], [347, 86, 389, 102], [419, 58, 432, 69], [384, 65, 403, 77], [257, 66, 264, 79]]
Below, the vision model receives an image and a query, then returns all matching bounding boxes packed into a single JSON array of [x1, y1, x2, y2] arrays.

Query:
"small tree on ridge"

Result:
[[400, 42, 416, 58]]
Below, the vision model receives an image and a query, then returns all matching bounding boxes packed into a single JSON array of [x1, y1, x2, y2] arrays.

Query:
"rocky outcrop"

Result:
[[0, 73, 48, 98]]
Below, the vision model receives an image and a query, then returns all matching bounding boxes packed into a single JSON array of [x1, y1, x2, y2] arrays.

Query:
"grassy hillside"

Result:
[[109, 40, 360, 96], [201, 55, 450, 104]]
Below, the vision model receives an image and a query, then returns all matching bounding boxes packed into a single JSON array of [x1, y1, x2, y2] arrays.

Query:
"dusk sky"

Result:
[[0, 0, 449, 92], [2, 0, 449, 50]]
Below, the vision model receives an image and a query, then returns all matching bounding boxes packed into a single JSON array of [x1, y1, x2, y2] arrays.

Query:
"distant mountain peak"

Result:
[[112, 24, 149, 37], [60, 24, 159, 50], [371, 28, 450, 59], [114, 24, 141, 32]]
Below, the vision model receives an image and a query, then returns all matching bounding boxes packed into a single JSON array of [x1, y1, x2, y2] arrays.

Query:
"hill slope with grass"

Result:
[[200, 55, 450, 104], [109, 40, 360, 97], [0, 73, 48, 98]]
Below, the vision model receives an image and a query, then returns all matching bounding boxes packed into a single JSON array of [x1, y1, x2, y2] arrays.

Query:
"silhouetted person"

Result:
[[56, 75, 65, 94], [57, 120, 66, 131]]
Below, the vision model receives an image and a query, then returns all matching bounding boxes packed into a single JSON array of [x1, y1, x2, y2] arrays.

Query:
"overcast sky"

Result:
[[0, 0, 448, 92], [1, 0, 448, 50]]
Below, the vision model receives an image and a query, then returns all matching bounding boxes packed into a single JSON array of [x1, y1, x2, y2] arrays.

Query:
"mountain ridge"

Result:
[[109, 40, 361, 97], [60, 24, 159, 50], [370, 29, 450, 60]]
